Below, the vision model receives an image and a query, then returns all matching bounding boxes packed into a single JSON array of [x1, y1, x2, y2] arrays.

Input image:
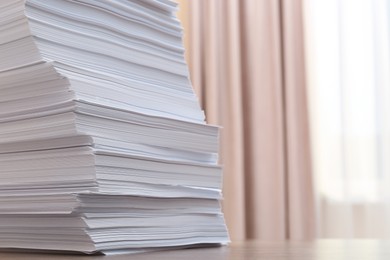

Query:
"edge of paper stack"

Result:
[[0, 0, 229, 254]]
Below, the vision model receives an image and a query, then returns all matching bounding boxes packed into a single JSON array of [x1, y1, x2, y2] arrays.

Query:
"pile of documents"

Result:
[[0, 0, 229, 254]]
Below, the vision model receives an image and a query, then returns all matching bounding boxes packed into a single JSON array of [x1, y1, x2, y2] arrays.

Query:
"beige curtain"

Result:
[[177, 0, 315, 241]]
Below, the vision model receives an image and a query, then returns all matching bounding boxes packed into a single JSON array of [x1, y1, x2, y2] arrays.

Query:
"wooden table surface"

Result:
[[1, 240, 390, 259]]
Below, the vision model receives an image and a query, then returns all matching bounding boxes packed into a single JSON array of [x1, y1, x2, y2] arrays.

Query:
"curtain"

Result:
[[304, 0, 390, 238], [177, 0, 315, 241]]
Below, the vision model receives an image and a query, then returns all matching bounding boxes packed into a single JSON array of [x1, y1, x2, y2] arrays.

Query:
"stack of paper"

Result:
[[0, 0, 229, 254]]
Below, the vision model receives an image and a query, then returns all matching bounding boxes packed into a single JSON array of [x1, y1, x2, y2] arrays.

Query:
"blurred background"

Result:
[[176, 0, 390, 241]]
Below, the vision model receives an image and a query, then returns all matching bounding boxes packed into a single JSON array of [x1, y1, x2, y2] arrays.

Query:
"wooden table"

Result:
[[1, 240, 390, 259]]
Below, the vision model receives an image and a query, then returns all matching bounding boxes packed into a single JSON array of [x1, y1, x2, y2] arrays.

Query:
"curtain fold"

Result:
[[281, 0, 316, 240], [177, 0, 315, 241]]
